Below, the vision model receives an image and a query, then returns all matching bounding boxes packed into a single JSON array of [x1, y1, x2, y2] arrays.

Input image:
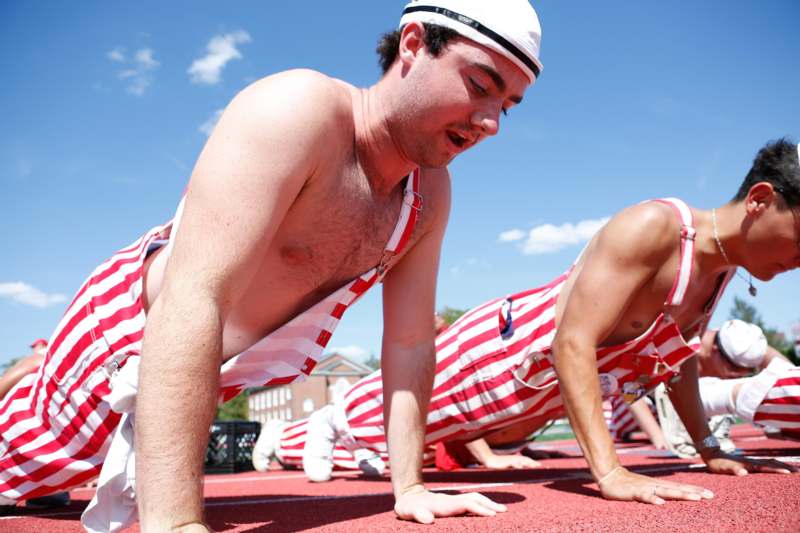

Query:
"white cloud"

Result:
[[498, 229, 526, 242], [327, 345, 372, 363], [0, 282, 67, 309], [108, 46, 160, 96], [188, 30, 251, 85], [107, 47, 125, 62], [199, 108, 224, 137], [501, 217, 610, 255]]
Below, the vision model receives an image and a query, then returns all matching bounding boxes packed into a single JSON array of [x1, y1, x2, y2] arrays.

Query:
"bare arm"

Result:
[[381, 172, 505, 523], [135, 71, 343, 530], [0, 353, 44, 400], [553, 204, 712, 503], [627, 399, 667, 449], [758, 345, 792, 371], [669, 357, 794, 476], [381, 170, 446, 498], [552, 205, 674, 481]]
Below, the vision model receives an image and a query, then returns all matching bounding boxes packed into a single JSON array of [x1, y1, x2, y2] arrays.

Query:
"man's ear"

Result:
[[398, 22, 426, 68], [745, 182, 780, 217]]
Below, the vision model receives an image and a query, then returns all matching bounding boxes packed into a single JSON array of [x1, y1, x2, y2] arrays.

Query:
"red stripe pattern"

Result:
[[0, 170, 422, 501], [753, 367, 800, 430], [308, 199, 732, 458], [0, 223, 169, 500]]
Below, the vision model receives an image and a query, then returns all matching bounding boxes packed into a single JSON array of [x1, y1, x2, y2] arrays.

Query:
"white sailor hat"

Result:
[[399, 0, 543, 84], [715, 319, 768, 369]]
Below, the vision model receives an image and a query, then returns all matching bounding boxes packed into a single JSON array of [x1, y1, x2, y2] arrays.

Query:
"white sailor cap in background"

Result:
[[399, 0, 543, 84], [716, 319, 768, 369]]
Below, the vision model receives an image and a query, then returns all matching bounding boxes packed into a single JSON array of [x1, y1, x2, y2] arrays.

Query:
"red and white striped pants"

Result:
[[752, 363, 800, 434], [0, 225, 167, 501]]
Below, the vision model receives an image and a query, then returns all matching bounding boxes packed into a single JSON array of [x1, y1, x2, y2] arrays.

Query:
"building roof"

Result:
[[312, 353, 374, 376]]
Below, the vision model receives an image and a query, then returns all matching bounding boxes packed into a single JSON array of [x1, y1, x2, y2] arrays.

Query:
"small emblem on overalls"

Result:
[[598, 373, 618, 397], [622, 381, 644, 403]]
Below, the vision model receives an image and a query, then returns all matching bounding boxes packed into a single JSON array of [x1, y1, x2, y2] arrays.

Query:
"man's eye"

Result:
[[501, 108, 509, 117], [469, 78, 487, 94]]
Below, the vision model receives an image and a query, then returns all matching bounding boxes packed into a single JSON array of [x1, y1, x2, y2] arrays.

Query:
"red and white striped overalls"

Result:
[[276, 198, 734, 466], [0, 171, 421, 505]]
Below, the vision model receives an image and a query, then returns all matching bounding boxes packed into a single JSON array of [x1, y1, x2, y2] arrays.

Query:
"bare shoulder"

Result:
[[418, 166, 452, 227], [594, 200, 680, 265], [216, 69, 354, 151]]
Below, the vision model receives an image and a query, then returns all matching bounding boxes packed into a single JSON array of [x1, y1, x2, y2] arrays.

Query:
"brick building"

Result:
[[247, 353, 374, 425]]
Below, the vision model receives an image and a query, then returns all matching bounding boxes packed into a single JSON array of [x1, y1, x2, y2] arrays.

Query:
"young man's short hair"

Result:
[[376, 24, 460, 74], [734, 138, 800, 208]]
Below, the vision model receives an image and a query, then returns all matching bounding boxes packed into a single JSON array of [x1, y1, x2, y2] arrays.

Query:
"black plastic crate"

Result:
[[204, 420, 262, 474]]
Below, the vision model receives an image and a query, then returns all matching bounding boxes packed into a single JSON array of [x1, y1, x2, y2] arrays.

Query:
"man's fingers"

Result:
[[634, 485, 664, 505], [412, 506, 435, 524], [464, 491, 507, 512], [460, 498, 498, 517], [654, 484, 702, 501]]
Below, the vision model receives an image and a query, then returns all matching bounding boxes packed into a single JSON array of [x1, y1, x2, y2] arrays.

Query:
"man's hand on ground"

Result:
[[394, 486, 506, 524], [597, 466, 713, 505], [702, 449, 797, 476], [483, 453, 540, 470]]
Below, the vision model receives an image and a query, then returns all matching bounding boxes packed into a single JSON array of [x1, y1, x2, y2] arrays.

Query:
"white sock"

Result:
[[698, 377, 743, 417]]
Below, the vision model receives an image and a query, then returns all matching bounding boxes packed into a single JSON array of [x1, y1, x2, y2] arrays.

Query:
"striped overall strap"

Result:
[[652, 198, 695, 307]]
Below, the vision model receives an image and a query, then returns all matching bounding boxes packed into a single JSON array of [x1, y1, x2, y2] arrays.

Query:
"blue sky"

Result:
[[1, 1, 799, 367]]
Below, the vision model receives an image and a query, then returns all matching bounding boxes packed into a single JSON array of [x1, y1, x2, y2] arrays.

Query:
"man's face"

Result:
[[743, 188, 800, 281], [395, 31, 531, 168], [697, 329, 751, 379]]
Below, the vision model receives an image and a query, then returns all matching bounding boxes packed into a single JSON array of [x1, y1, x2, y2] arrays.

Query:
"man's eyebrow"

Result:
[[472, 62, 524, 104]]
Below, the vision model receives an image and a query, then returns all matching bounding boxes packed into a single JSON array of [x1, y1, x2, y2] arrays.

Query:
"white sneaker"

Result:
[[303, 405, 337, 482], [354, 448, 386, 477], [709, 415, 736, 453], [252, 419, 288, 472]]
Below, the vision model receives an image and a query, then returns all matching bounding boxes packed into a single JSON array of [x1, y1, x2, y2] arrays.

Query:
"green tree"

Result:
[[439, 306, 467, 326], [0, 357, 22, 374], [363, 353, 380, 370], [729, 297, 794, 357], [215, 391, 249, 420]]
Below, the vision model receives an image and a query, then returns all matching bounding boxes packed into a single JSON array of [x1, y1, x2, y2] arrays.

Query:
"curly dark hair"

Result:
[[734, 137, 800, 208], [376, 23, 460, 74]]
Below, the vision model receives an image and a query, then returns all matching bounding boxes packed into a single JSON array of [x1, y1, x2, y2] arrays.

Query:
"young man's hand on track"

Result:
[[702, 449, 797, 476], [483, 454, 541, 470], [597, 467, 713, 505], [394, 485, 506, 524]]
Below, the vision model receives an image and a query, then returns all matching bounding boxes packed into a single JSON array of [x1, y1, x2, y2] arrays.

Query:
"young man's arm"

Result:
[[627, 399, 667, 450], [0, 353, 44, 400], [135, 71, 343, 531], [552, 203, 713, 504], [668, 357, 794, 475], [381, 170, 504, 524]]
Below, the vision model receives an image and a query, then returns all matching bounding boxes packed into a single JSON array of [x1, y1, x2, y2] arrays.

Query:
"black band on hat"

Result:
[[402, 5, 541, 79]]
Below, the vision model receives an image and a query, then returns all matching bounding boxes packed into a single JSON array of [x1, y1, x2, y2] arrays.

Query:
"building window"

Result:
[[279, 388, 285, 404], [286, 388, 292, 401], [266, 393, 272, 408], [303, 398, 314, 413]]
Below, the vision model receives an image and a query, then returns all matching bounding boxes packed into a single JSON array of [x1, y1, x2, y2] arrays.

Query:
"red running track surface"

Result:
[[2, 425, 798, 532]]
